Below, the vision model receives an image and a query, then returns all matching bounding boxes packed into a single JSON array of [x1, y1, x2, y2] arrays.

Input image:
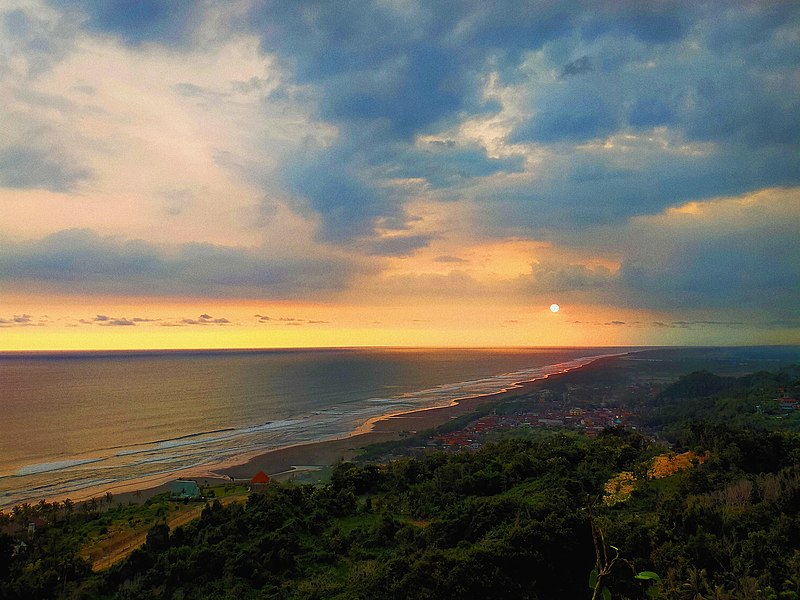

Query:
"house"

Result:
[[170, 479, 201, 499], [250, 470, 271, 485]]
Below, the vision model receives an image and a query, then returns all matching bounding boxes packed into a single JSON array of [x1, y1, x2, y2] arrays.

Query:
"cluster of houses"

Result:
[[429, 405, 639, 450], [776, 388, 799, 412]]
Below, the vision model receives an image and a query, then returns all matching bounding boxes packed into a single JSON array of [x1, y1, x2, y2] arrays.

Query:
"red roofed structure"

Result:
[[250, 470, 270, 485]]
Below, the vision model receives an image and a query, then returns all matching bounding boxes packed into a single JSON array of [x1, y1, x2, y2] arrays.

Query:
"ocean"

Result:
[[0, 347, 629, 508]]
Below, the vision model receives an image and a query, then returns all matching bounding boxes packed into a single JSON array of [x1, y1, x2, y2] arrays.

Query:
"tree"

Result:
[[145, 523, 170, 553]]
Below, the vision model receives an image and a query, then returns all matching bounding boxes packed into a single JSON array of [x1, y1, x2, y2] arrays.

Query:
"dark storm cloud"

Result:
[[485, 144, 798, 229], [394, 142, 525, 188], [57, 1, 797, 248], [512, 77, 619, 142], [241, 1, 800, 243], [0, 229, 362, 298], [245, 1, 575, 240], [247, 1, 574, 137]]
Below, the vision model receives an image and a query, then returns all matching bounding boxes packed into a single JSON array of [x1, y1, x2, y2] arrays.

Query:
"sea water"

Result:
[[0, 347, 629, 507]]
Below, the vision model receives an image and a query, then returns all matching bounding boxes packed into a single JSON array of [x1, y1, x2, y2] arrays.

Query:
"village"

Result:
[[421, 373, 656, 452], [427, 403, 639, 451]]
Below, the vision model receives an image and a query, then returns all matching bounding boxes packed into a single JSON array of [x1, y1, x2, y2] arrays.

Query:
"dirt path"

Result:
[[85, 496, 244, 571]]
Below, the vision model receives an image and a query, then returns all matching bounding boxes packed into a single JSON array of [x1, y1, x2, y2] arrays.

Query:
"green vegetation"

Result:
[[646, 365, 800, 435], [2, 364, 799, 599]]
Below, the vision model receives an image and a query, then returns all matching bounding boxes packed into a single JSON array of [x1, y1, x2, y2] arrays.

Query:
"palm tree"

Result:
[[682, 566, 709, 600], [708, 585, 730, 600], [732, 575, 760, 599]]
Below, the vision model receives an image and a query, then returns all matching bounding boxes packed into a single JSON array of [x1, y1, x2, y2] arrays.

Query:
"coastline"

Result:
[[11, 353, 624, 509], [215, 354, 622, 480]]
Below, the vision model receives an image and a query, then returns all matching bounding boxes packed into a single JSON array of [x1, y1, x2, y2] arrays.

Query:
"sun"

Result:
[[550, 303, 560, 313]]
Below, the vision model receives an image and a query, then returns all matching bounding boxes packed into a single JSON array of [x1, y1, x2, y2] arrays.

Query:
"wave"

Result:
[[113, 426, 240, 456], [16, 457, 106, 476]]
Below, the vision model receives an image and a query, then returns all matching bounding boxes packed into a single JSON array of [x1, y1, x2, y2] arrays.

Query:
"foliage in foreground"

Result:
[[2, 367, 800, 599]]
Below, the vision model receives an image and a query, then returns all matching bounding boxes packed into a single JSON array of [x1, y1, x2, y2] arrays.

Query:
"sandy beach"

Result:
[[216, 355, 617, 480], [41, 355, 619, 508]]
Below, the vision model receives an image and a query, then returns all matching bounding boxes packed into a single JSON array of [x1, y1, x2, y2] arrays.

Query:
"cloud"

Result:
[[242, 1, 574, 242], [0, 314, 46, 327], [365, 235, 436, 257], [1, 5, 78, 78], [561, 55, 592, 77], [0, 228, 362, 298], [0, 0, 798, 344], [161, 188, 194, 216], [180, 314, 230, 325], [75, 314, 141, 326], [68, 313, 233, 327], [244, 1, 798, 246], [99, 318, 135, 326], [51, 0, 203, 48], [617, 188, 800, 314], [7, 2, 799, 247], [254, 314, 329, 326], [523, 261, 615, 292], [0, 145, 90, 192], [652, 320, 745, 330]]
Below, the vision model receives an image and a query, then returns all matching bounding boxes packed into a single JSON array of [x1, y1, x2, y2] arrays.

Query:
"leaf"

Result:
[[602, 586, 612, 600], [589, 569, 598, 589], [635, 571, 661, 582]]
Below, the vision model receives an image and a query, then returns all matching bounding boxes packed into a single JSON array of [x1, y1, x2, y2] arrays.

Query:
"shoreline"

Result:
[[215, 353, 624, 480], [4, 353, 625, 509]]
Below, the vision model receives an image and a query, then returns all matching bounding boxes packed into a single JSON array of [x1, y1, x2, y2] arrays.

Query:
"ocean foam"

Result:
[[16, 457, 106, 476]]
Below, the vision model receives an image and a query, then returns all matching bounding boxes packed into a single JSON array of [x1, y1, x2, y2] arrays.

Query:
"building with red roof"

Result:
[[250, 470, 270, 485]]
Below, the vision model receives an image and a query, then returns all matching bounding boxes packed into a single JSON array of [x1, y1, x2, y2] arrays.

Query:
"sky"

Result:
[[1, 0, 798, 350]]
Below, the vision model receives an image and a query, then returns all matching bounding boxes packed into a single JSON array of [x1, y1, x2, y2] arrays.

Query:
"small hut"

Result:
[[250, 470, 270, 488]]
